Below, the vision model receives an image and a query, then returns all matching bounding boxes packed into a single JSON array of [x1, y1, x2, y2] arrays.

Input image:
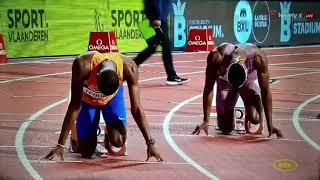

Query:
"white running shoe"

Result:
[[95, 144, 108, 157]]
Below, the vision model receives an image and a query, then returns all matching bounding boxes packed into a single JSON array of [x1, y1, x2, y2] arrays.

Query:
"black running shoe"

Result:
[[166, 76, 189, 85]]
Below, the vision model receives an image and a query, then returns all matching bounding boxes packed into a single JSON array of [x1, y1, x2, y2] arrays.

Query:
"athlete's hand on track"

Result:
[[192, 121, 209, 135], [146, 144, 164, 162], [42, 145, 65, 161], [268, 126, 285, 139]]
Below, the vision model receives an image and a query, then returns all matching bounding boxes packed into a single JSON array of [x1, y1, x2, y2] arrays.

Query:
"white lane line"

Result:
[[171, 134, 215, 137], [1, 136, 308, 149], [2, 54, 206, 66], [30, 160, 82, 163], [270, 60, 320, 66], [268, 51, 320, 57], [167, 65, 205, 69], [0, 145, 55, 148], [4, 44, 320, 65], [0, 62, 203, 84], [0, 112, 65, 116], [0, 72, 71, 84], [246, 137, 306, 142], [15, 98, 68, 180], [271, 68, 320, 72], [0, 57, 76, 66], [163, 94, 219, 180], [272, 71, 320, 80], [292, 95, 320, 151], [140, 60, 205, 67], [174, 65, 319, 72], [14, 68, 206, 179], [3, 116, 320, 124], [0, 75, 27, 78], [139, 70, 204, 83], [0, 93, 66, 98], [30, 160, 191, 165], [170, 134, 306, 142], [2, 58, 320, 85], [263, 44, 320, 49]]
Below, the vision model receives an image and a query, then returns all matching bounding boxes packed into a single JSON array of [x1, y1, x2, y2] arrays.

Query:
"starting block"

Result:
[[186, 28, 215, 52], [0, 33, 8, 63], [88, 32, 119, 53]]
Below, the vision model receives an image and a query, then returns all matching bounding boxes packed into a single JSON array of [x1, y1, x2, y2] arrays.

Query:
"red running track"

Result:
[[0, 46, 320, 179]]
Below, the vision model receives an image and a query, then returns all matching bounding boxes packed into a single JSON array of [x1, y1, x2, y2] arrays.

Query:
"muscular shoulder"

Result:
[[207, 49, 223, 65], [72, 52, 95, 79], [122, 56, 139, 82], [75, 51, 95, 66], [253, 48, 268, 72]]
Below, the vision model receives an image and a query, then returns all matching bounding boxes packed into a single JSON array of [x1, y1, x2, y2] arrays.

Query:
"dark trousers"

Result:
[[134, 22, 176, 78]]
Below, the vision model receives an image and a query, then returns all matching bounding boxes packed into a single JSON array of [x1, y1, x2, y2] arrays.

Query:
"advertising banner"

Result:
[[0, 33, 8, 63], [88, 32, 119, 53], [171, 0, 320, 49], [0, 0, 147, 58], [186, 28, 214, 52]]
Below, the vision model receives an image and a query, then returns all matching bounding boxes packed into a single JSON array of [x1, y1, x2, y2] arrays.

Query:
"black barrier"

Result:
[[170, 0, 320, 50]]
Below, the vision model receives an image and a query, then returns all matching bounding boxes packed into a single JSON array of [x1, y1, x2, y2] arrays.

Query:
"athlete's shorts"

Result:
[[216, 77, 261, 115], [76, 86, 127, 140]]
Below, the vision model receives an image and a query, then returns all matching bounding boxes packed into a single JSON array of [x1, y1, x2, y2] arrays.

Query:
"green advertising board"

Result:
[[0, 0, 148, 58]]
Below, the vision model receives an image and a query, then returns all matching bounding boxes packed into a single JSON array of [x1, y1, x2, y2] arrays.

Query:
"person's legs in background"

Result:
[[133, 35, 158, 66], [134, 21, 189, 85], [160, 23, 189, 85]]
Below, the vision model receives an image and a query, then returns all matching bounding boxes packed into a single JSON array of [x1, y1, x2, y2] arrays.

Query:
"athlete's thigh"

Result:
[[76, 102, 100, 140], [216, 80, 239, 116], [101, 85, 127, 126], [239, 80, 262, 121]]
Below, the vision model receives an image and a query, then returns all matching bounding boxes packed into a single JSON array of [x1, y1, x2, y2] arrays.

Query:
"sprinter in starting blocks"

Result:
[[192, 43, 284, 139], [43, 51, 163, 161]]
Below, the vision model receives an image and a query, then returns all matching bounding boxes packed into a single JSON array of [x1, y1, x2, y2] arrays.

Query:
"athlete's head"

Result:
[[97, 60, 119, 96], [107, 119, 127, 147], [226, 58, 248, 88]]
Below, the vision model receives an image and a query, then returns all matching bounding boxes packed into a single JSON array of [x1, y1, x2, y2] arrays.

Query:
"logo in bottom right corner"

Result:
[[273, 159, 298, 172]]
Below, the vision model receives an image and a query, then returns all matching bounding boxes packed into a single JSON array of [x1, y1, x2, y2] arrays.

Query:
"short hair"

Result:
[[97, 69, 119, 96], [227, 62, 247, 88]]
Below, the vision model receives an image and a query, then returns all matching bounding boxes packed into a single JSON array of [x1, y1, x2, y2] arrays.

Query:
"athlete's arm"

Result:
[[255, 49, 284, 138], [203, 51, 219, 123], [192, 50, 219, 135], [57, 57, 86, 146], [43, 56, 88, 160], [123, 59, 152, 142], [123, 58, 163, 161]]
